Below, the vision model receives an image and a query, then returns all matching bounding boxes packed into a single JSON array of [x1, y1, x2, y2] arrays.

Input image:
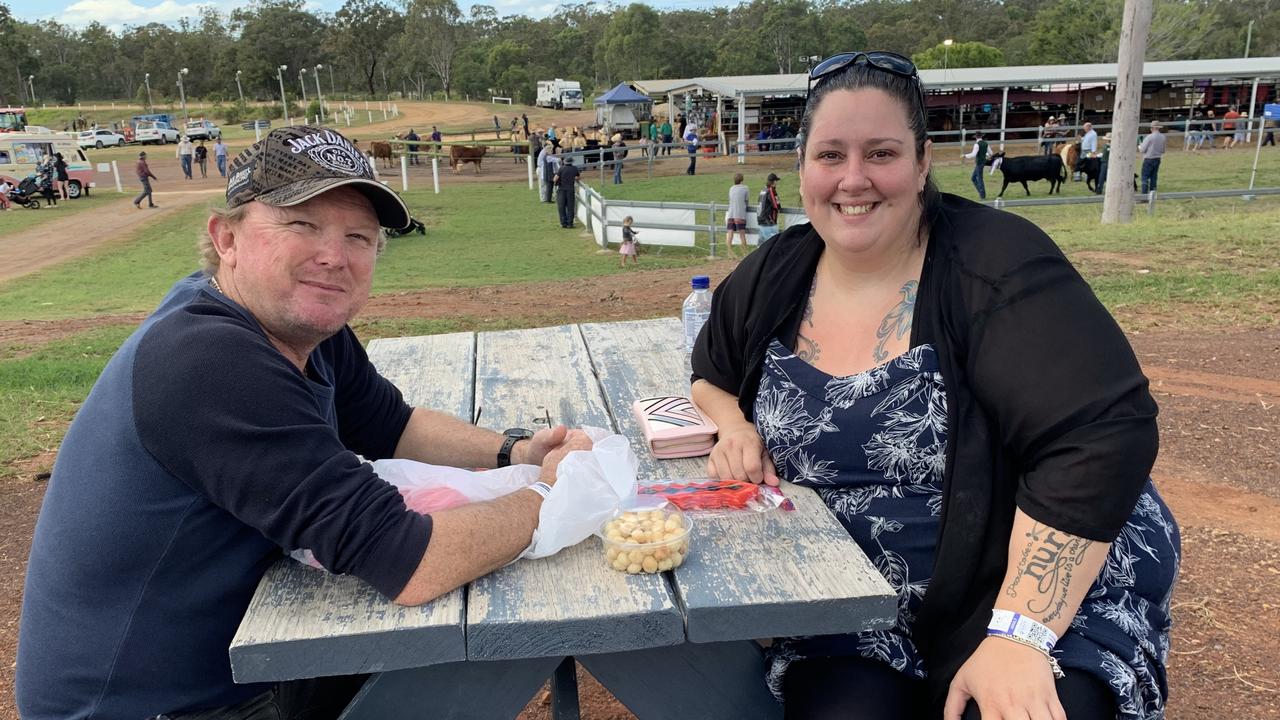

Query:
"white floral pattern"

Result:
[[755, 339, 1180, 718]]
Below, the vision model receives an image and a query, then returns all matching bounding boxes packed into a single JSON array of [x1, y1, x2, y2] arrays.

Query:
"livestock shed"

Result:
[[634, 56, 1280, 159]]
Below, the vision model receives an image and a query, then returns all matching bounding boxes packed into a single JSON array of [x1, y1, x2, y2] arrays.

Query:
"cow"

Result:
[[1074, 156, 1138, 194], [989, 152, 1066, 197], [370, 141, 394, 170], [449, 144, 487, 174], [1059, 142, 1080, 180]]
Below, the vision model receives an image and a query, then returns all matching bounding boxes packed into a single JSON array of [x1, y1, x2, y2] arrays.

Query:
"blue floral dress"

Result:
[[755, 340, 1180, 719]]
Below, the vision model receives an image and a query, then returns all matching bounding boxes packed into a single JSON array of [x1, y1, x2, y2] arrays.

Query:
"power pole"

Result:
[[1102, 0, 1154, 225]]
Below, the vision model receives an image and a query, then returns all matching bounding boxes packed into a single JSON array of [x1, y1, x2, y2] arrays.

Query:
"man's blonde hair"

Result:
[[199, 203, 388, 273]]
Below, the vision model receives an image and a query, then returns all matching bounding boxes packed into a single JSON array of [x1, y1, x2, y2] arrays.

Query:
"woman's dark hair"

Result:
[[798, 61, 941, 242]]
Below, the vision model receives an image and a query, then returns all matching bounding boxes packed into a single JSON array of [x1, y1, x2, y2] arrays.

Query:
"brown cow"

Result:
[[450, 145, 487, 174], [370, 141, 394, 169]]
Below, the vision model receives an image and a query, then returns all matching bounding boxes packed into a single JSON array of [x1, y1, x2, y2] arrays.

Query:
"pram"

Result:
[[5, 177, 43, 209], [22, 174, 58, 207], [386, 216, 426, 238]]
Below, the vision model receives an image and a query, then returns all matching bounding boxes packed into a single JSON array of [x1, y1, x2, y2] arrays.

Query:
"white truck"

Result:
[[536, 79, 584, 110]]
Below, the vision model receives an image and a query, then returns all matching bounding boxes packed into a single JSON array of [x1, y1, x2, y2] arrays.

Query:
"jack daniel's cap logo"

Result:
[[226, 125, 410, 230]]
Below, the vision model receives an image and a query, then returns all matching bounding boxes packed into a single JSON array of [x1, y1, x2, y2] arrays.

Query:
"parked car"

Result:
[[184, 119, 222, 141], [135, 121, 180, 145], [78, 128, 126, 149]]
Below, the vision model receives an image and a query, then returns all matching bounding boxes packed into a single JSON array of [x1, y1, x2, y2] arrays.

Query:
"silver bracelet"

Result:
[[986, 633, 1067, 679], [525, 481, 552, 500]]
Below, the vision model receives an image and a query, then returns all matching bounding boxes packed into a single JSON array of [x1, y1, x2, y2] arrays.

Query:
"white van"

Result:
[[0, 132, 97, 198]]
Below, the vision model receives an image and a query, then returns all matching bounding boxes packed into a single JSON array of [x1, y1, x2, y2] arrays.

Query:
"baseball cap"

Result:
[[766, 172, 780, 182], [225, 125, 410, 230]]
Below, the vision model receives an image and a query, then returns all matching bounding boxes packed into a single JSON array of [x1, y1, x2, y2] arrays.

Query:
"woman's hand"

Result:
[[943, 636, 1066, 720], [706, 424, 780, 486]]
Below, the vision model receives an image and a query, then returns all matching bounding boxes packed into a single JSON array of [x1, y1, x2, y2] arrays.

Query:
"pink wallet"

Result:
[[631, 396, 719, 459]]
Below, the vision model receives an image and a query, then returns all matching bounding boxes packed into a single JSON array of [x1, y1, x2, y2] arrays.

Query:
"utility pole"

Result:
[[1102, 0, 1153, 225], [144, 73, 152, 112], [299, 68, 308, 104], [177, 67, 190, 127], [314, 65, 325, 123], [278, 65, 289, 125], [1245, 20, 1254, 58], [235, 70, 244, 104]]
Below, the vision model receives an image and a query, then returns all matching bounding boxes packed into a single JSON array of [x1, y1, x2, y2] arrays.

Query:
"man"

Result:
[[177, 135, 195, 180], [1139, 120, 1167, 194], [554, 155, 580, 228], [684, 125, 699, 175], [1097, 132, 1111, 195], [405, 128, 420, 166], [430, 125, 442, 153], [16, 126, 588, 720], [1041, 115, 1059, 155], [1223, 105, 1241, 148], [756, 173, 781, 241], [962, 131, 989, 200], [133, 150, 158, 209], [647, 119, 658, 157], [195, 140, 209, 179], [213, 137, 230, 177], [521, 112, 529, 137], [1077, 122, 1097, 181], [725, 173, 749, 254], [660, 117, 673, 156]]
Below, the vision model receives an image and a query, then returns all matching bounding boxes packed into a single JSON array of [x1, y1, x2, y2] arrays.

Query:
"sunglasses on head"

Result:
[[807, 51, 921, 95]]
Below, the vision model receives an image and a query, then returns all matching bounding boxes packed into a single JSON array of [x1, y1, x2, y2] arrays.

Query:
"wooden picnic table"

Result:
[[229, 317, 896, 719]]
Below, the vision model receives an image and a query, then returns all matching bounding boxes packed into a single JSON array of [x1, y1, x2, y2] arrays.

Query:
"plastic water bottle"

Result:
[[682, 275, 712, 353]]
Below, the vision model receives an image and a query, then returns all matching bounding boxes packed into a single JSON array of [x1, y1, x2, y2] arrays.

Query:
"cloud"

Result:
[[56, 0, 228, 28]]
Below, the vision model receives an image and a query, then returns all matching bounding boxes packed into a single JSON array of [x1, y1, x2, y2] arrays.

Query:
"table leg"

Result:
[[579, 641, 783, 720], [551, 656, 581, 720], [338, 655, 564, 720]]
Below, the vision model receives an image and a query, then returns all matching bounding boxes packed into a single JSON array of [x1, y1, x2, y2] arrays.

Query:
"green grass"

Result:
[[0, 324, 137, 476], [0, 192, 124, 234]]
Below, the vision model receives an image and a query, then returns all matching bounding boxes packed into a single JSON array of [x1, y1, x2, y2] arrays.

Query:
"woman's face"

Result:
[[799, 87, 931, 256]]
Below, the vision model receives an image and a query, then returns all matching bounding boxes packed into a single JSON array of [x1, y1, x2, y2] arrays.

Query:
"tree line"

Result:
[[0, 0, 1273, 107]]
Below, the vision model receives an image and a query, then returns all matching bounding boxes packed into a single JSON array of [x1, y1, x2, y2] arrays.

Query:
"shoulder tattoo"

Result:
[[796, 334, 821, 363], [802, 276, 817, 328], [872, 280, 918, 364]]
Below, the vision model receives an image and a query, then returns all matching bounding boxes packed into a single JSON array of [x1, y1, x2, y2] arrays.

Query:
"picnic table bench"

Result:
[[229, 317, 896, 719]]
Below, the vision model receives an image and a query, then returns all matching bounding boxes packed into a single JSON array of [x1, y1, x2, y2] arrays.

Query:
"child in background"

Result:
[[620, 216, 639, 267]]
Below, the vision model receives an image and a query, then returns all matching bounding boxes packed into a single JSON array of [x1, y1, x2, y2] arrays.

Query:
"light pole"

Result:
[[314, 65, 325, 123], [299, 68, 308, 106], [144, 73, 153, 112], [177, 67, 190, 127], [27, 75, 35, 105], [1245, 19, 1254, 58], [235, 70, 244, 104], [327, 64, 335, 96], [943, 38, 954, 73], [277, 64, 289, 125]]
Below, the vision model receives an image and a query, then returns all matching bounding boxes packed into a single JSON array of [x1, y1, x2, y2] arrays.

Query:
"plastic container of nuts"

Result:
[[601, 499, 692, 574]]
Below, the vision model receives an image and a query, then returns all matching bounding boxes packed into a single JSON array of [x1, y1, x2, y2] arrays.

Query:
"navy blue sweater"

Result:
[[17, 273, 431, 719]]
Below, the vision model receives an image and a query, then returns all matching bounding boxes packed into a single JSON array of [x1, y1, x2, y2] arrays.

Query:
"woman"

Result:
[[54, 152, 70, 200], [691, 52, 1178, 720]]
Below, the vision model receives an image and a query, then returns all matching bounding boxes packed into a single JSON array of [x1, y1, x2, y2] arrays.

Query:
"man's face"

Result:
[[213, 187, 381, 352]]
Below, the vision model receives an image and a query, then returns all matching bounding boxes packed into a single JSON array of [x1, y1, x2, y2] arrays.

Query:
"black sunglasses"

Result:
[[807, 51, 922, 96]]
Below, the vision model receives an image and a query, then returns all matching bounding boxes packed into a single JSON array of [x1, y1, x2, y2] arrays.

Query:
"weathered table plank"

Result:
[[229, 561, 465, 682], [584, 318, 898, 643], [466, 324, 684, 660], [230, 333, 476, 682]]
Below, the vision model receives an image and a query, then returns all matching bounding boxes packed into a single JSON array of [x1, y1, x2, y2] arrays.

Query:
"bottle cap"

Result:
[[691, 275, 710, 289]]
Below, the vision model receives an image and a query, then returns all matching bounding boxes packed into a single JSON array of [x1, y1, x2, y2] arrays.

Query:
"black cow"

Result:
[[990, 152, 1066, 197], [1075, 156, 1138, 194]]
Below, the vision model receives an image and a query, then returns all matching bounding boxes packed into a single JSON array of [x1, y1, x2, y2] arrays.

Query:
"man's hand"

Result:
[[943, 636, 1066, 720], [706, 424, 779, 486], [514, 425, 571, 466], [537, 430, 593, 484]]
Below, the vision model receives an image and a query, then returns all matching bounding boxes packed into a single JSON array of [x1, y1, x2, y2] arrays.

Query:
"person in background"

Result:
[[0, 177, 14, 210], [213, 137, 230, 178], [619, 215, 639, 267], [404, 128, 420, 166], [1140, 120, 1167, 194], [194, 140, 209, 179], [1222, 105, 1241, 148], [430, 126, 442, 153], [647, 119, 659, 157], [133, 151, 158, 209], [1076, 122, 1097, 181], [684, 125, 699, 176], [962, 131, 989, 200], [53, 152, 70, 200], [554, 155, 579, 229], [725, 173, 750, 255], [1096, 132, 1111, 195], [690, 50, 1177, 720], [177, 136, 194, 180], [756, 173, 782, 242], [660, 116, 673, 156], [612, 134, 627, 185]]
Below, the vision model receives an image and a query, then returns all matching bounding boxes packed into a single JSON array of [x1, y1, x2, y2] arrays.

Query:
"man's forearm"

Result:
[[393, 407, 506, 468]]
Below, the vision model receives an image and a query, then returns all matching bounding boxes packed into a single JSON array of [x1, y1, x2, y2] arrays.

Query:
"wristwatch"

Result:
[[497, 428, 535, 468]]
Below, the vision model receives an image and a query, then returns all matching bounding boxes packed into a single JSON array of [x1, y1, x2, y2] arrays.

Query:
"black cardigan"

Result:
[[691, 193, 1158, 709]]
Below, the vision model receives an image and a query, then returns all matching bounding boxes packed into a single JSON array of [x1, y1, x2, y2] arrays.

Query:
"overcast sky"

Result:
[[13, 0, 723, 28]]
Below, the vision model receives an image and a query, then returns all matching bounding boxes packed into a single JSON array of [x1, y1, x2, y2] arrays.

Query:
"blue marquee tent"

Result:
[[594, 83, 653, 105]]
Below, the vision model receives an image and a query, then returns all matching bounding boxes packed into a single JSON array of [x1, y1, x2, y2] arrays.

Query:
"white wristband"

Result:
[[525, 481, 552, 500], [987, 609, 1058, 655]]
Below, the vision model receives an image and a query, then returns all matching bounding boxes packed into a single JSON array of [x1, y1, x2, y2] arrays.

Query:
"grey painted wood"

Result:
[[367, 332, 475, 420], [550, 657, 581, 720], [466, 324, 684, 660], [579, 641, 782, 720], [339, 656, 564, 720], [229, 560, 465, 683], [580, 318, 705, 481], [584, 318, 898, 643]]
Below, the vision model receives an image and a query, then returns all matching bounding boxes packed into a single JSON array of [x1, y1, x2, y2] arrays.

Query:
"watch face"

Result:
[[503, 428, 535, 439]]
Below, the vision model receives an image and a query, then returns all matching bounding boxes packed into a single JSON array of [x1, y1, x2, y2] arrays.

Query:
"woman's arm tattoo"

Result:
[[1004, 522, 1094, 624], [873, 281, 917, 363]]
